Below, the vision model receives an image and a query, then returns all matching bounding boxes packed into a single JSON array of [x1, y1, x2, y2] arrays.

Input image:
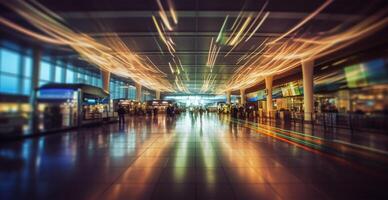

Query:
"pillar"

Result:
[[101, 70, 110, 92], [135, 83, 142, 102], [155, 90, 161, 100], [302, 59, 314, 121], [29, 48, 41, 134], [265, 76, 273, 116], [226, 91, 231, 104], [240, 89, 246, 105]]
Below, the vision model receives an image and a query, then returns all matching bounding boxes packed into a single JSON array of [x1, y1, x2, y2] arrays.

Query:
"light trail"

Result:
[[156, 0, 173, 31], [219, 4, 388, 93], [268, 0, 333, 44], [245, 12, 270, 42], [1, 0, 175, 92], [226, 117, 387, 176]]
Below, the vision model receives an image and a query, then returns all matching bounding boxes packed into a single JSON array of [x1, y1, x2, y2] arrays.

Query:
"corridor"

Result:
[[0, 113, 387, 200]]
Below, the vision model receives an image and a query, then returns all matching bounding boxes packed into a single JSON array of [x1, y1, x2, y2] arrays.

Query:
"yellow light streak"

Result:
[[243, 0, 269, 42], [0, 16, 67, 45], [167, 0, 178, 25], [156, 0, 173, 31], [268, 0, 333, 44], [245, 12, 270, 42], [219, 8, 388, 93], [1, 0, 175, 92], [229, 16, 252, 46]]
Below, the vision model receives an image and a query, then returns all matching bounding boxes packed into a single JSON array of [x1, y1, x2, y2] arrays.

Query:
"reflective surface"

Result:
[[0, 113, 387, 200]]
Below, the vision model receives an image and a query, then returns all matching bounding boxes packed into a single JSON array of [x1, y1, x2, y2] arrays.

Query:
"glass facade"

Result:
[[0, 41, 139, 136], [0, 48, 26, 95], [0, 42, 138, 104], [109, 78, 136, 99], [0, 46, 107, 97]]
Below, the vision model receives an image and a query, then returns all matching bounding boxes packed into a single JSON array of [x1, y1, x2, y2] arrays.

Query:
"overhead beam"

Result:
[[54, 50, 268, 56], [58, 11, 361, 21], [88, 31, 283, 37]]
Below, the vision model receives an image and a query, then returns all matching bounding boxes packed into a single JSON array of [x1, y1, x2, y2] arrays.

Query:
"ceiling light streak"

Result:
[[216, 15, 229, 44], [220, 9, 387, 93], [229, 16, 252, 46], [156, 0, 173, 31], [1, 0, 175, 92], [268, 0, 333, 44], [167, 0, 178, 25], [245, 12, 270, 42], [243, 0, 269, 42], [0, 16, 67, 45]]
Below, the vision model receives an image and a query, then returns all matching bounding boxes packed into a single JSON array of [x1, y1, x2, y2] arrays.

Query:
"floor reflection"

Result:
[[0, 113, 387, 199]]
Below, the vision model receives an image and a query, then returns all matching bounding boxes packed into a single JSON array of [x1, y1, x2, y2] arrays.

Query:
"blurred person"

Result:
[[153, 107, 158, 116], [117, 105, 126, 125]]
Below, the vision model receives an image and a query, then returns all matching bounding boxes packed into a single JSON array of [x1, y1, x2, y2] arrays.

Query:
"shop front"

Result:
[[146, 100, 173, 114], [113, 99, 142, 115], [37, 83, 115, 133]]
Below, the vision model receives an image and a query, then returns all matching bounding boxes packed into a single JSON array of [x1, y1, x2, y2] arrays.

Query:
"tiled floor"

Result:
[[0, 113, 387, 200]]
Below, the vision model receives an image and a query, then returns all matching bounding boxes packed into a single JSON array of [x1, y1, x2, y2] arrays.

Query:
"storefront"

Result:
[[314, 57, 388, 114], [146, 100, 173, 113], [317, 85, 388, 114], [113, 99, 142, 115], [37, 83, 115, 132], [273, 81, 304, 112], [0, 101, 30, 135]]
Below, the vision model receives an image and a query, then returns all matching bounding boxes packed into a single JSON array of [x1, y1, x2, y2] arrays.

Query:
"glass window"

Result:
[[0, 48, 20, 74], [96, 77, 101, 87], [66, 69, 74, 83], [24, 56, 32, 78], [40, 61, 51, 81], [55, 66, 63, 82], [91, 76, 96, 86], [84, 74, 88, 84], [22, 78, 31, 95], [86, 75, 92, 85], [0, 74, 18, 94], [79, 73, 85, 83]]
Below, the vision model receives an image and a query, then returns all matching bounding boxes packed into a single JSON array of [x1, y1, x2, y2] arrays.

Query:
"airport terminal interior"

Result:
[[0, 0, 387, 199]]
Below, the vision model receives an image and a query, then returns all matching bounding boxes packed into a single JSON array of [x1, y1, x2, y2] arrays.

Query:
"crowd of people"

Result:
[[219, 104, 258, 119], [116, 104, 180, 125]]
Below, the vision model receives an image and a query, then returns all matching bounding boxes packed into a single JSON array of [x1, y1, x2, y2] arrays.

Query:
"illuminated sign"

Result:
[[38, 89, 75, 99]]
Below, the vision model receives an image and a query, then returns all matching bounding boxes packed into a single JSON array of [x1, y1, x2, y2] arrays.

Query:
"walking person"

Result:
[[117, 105, 126, 126]]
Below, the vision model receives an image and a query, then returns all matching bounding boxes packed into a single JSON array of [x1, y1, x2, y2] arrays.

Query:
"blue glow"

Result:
[[0, 75, 18, 94], [40, 61, 51, 81], [39, 88, 75, 99], [66, 68, 74, 83], [0, 48, 19, 74]]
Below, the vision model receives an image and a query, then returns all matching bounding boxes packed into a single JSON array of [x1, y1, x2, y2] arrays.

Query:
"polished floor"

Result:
[[0, 113, 387, 200]]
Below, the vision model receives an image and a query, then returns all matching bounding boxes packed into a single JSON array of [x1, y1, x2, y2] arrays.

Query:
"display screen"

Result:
[[84, 98, 97, 104], [281, 82, 302, 97], [257, 90, 266, 100], [246, 92, 258, 102], [38, 89, 75, 99], [272, 87, 283, 98], [344, 58, 388, 88]]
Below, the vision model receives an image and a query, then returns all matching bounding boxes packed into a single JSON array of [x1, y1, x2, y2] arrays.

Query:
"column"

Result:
[[226, 91, 231, 104], [155, 90, 161, 100], [265, 76, 273, 116], [135, 83, 142, 102], [302, 59, 314, 121], [240, 89, 246, 105], [101, 70, 110, 92], [29, 48, 41, 134]]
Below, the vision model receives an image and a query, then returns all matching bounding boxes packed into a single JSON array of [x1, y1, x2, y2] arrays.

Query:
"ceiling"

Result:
[[1, 0, 387, 94]]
